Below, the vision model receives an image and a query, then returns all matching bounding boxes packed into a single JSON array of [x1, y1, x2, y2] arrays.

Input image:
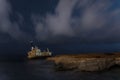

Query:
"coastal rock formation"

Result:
[[47, 53, 120, 71], [114, 53, 120, 65], [115, 57, 120, 65], [77, 58, 114, 71]]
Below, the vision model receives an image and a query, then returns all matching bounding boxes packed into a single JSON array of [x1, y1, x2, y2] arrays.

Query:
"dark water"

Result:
[[0, 60, 120, 80]]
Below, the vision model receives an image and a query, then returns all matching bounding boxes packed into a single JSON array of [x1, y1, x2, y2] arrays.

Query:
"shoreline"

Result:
[[47, 53, 120, 71]]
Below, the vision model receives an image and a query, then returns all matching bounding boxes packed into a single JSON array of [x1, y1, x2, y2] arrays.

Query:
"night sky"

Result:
[[1, 0, 120, 58]]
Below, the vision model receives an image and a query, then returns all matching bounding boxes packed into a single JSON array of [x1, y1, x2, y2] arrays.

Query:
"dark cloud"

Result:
[[0, 0, 29, 42], [1, 0, 120, 43], [31, 0, 120, 43]]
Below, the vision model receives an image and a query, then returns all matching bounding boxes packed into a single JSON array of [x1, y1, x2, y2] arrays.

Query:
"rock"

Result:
[[47, 53, 120, 71], [115, 57, 120, 65], [54, 57, 79, 70], [78, 58, 114, 71]]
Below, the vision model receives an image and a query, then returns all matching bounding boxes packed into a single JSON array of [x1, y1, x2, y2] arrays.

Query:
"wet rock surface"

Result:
[[47, 53, 120, 71]]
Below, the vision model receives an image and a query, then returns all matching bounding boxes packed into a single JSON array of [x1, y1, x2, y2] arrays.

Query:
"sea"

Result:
[[0, 59, 120, 80]]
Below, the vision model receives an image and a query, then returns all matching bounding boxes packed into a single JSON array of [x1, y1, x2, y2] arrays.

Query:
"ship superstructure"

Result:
[[27, 46, 52, 59]]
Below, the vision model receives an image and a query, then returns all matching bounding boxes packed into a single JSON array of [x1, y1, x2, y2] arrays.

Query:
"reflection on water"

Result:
[[0, 60, 120, 80]]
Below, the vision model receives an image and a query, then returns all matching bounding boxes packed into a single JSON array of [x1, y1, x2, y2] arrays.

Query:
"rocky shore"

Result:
[[47, 53, 120, 71]]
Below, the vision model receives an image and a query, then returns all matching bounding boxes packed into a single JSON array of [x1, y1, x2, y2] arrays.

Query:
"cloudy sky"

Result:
[[1, 0, 120, 57]]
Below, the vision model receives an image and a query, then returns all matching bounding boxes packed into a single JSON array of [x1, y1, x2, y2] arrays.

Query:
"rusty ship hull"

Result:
[[28, 55, 51, 59]]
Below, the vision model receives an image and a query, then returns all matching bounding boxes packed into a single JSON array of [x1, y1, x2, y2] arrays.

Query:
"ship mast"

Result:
[[47, 48, 49, 52], [30, 40, 35, 50]]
